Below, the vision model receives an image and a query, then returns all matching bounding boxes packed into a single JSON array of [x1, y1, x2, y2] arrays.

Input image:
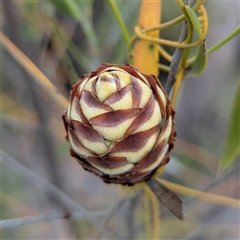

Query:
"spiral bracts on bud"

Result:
[[63, 64, 175, 185]]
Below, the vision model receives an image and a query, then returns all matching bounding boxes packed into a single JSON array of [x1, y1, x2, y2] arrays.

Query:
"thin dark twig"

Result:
[[125, 190, 142, 239], [96, 197, 127, 240], [1, 211, 70, 229], [165, 0, 197, 95], [0, 209, 111, 229], [96, 191, 141, 239]]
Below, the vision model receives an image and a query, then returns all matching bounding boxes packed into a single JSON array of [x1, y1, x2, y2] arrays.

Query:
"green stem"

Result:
[[63, 0, 99, 65], [129, 0, 204, 57], [176, 0, 185, 9], [158, 63, 170, 72], [181, 9, 194, 66], [108, 0, 131, 45], [142, 0, 204, 34], [207, 26, 240, 54]]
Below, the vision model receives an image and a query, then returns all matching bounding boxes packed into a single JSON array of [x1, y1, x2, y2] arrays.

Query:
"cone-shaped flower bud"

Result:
[[63, 64, 175, 185]]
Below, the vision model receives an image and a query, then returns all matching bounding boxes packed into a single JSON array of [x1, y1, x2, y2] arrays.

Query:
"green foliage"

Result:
[[174, 153, 214, 177], [49, 0, 98, 61], [220, 81, 240, 167], [185, 5, 203, 39], [186, 43, 207, 77]]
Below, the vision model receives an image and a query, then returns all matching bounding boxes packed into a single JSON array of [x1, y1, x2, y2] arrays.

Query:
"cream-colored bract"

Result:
[[69, 97, 82, 122], [137, 79, 153, 108], [135, 71, 151, 87], [77, 77, 91, 93], [96, 73, 118, 101], [91, 162, 134, 175], [109, 129, 160, 163], [156, 85, 167, 110], [82, 76, 97, 92], [157, 116, 173, 144], [140, 144, 168, 173], [113, 71, 132, 88], [92, 117, 136, 141], [133, 101, 162, 134], [68, 129, 92, 158], [80, 99, 109, 120], [74, 129, 108, 155], [109, 91, 133, 110]]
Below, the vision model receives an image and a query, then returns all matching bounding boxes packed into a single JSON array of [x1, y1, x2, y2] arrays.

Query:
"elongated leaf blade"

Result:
[[174, 138, 219, 177], [48, 0, 98, 58], [148, 179, 184, 219], [185, 6, 203, 39], [186, 43, 207, 77], [220, 82, 240, 167]]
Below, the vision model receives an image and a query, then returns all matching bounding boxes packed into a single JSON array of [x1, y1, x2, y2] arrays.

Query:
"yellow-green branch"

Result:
[[0, 31, 69, 109], [135, 26, 203, 49], [144, 183, 160, 240], [207, 26, 240, 54], [158, 179, 240, 208]]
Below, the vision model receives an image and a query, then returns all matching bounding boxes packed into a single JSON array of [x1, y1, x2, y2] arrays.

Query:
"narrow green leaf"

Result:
[[173, 154, 214, 177], [186, 43, 207, 77], [220, 82, 240, 167], [48, 0, 99, 63], [207, 26, 240, 54], [108, 0, 131, 45], [185, 5, 203, 39], [47, 1, 71, 16], [48, 17, 94, 72]]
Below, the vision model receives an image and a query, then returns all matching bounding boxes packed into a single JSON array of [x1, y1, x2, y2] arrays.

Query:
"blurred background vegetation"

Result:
[[1, 0, 239, 239]]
